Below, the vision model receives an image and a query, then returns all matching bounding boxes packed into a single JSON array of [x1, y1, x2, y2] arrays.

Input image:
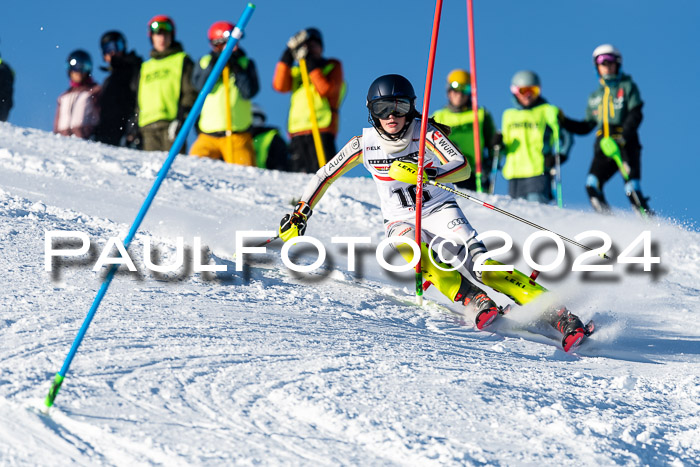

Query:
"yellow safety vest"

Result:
[[288, 62, 344, 133], [197, 54, 252, 134], [501, 103, 559, 180], [138, 52, 186, 127], [432, 107, 485, 169]]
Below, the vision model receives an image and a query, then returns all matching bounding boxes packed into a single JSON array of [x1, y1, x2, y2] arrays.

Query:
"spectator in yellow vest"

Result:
[[250, 104, 290, 171], [497, 71, 572, 204], [190, 21, 259, 166], [432, 69, 496, 191], [272, 28, 345, 173], [136, 15, 196, 152]]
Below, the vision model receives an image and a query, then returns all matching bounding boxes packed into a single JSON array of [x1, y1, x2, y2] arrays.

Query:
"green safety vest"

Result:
[[252, 128, 279, 168], [197, 54, 252, 134], [138, 52, 186, 127], [288, 62, 345, 133], [501, 103, 559, 180], [432, 107, 485, 169]]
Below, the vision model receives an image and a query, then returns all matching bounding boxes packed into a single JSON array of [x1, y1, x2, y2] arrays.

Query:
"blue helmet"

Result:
[[66, 49, 92, 74]]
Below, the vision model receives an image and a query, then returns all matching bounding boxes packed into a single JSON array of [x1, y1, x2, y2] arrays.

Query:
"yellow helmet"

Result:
[[447, 69, 471, 93]]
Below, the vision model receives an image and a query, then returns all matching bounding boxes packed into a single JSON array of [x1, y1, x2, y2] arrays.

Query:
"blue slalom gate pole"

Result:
[[45, 3, 257, 409]]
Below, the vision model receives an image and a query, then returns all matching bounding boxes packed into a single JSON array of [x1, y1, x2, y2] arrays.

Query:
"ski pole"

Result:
[[466, 0, 483, 193], [223, 65, 235, 163], [298, 58, 327, 169], [44, 3, 257, 410], [232, 234, 280, 261], [488, 144, 500, 194], [415, 0, 444, 305], [599, 137, 648, 218], [427, 180, 611, 259]]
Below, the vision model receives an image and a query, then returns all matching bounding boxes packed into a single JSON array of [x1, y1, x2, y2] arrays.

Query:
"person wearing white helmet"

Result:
[[560, 44, 651, 214], [496, 70, 572, 204]]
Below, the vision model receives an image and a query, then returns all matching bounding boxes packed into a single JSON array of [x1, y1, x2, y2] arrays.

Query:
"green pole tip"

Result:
[[44, 373, 64, 408]]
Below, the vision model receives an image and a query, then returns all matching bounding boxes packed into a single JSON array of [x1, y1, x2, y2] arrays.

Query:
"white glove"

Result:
[[168, 120, 180, 141], [293, 45, 308, 62], [286, 30, 309, 51]]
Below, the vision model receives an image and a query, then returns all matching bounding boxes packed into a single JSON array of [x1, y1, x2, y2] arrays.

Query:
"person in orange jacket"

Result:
[[272, 27, 345, 173]]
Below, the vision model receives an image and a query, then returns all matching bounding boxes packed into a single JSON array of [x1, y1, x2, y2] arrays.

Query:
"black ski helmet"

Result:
[[100, 30, 127, 55], [366, 74, 416, 106], [66, 49, 93, 74], [305, 27, 323, 48], [366, 74, 417, 139]]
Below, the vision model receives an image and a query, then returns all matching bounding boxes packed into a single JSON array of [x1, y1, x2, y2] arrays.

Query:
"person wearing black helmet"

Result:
[[278, 73, 504, 329], [136, 15, 196, 152], [273, 27, 345, 173], [560, 44, 651, 215], [277, 74, 590, 349], [54, 49, 101, 139], [95, 31, 143, 147], [0, 49, 14, 122]]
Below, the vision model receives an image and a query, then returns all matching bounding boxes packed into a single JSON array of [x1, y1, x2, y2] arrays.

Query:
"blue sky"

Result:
[[1, 1, 698, 227]]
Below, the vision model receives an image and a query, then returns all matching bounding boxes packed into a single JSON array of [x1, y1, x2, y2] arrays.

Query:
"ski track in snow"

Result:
[[1, 123, 699, 466]]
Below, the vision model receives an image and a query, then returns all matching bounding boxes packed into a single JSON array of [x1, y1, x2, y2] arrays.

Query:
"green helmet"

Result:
[[510, 70, 540, 88]]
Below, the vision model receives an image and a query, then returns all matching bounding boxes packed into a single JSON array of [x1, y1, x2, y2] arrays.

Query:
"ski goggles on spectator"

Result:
[[211, 32, 231, 47], [67, 60, 91, 74], [510, 85, 541, 98], [150, 21, 173, 35], [101, 39, 125, 55], [448, 81, 471, 94], [595, 54, 618, 65], [369, 98, 413, 119]]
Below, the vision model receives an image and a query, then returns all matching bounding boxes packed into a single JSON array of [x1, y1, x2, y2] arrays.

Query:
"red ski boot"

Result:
[[454, 277, 500, 330]]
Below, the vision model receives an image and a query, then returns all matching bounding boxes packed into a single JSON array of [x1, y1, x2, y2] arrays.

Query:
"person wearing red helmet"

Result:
[[189, 20, 259, 166], [136, 15, 197, 152], [272, 27, 346, 173]]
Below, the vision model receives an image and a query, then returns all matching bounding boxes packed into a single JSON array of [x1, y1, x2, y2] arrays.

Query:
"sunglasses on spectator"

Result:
[[369, 98, 412, 119], [150, 21, 173, 35], [211, 32, 231, 46], [510, 85, 540, 98], [449, 81, 471, 94]]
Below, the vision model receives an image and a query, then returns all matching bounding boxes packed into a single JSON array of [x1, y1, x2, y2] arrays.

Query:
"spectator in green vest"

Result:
[[190, 20, 259, 166], [136, 15, 197, 152], [497, 70, 572, 204], [0, 51, 13, 122], [432, 69, 496, 191], [250, 104, 290, 171]]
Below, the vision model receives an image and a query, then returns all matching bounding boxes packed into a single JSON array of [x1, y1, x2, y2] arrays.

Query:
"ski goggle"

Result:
[[369, 98, 412, 119], [595, 54, 618, 65], [150, 21, 173, 35], [448, 81, 471, 94], [67, 59, 91, 73], [101, 39, 125, 55], [211, 31, 231, 46], [510, 85, 540, 98]]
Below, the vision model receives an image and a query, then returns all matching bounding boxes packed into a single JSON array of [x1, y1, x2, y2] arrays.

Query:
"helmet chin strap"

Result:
[[367, 109, 416, 142]]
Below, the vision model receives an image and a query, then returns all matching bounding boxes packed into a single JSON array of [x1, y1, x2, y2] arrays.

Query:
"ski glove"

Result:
[[292, 45, 309, 62], [387, 161, 437, 185], [287, 30, 309, 51], [279, 201, 313, 242], [167, 120, 180, 142]]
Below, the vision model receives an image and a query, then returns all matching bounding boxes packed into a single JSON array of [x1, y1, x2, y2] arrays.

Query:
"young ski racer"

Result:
[[278, 74, 591, 352]]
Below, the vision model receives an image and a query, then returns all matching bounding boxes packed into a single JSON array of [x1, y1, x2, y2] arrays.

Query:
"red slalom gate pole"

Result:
[[467, 0, 483, 193], [415, 0, 444, 305]]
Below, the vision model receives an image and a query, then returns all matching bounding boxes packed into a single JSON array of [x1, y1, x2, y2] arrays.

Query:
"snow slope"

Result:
[[1, 122, 698, 466]]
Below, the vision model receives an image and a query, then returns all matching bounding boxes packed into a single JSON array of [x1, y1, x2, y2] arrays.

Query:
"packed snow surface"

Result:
[[1, 123, 698, 465]]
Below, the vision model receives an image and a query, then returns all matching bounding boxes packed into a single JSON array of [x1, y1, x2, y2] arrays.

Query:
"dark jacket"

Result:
[[95, 51, 142, 146], [0, 59, 14, 122], [192, 47, 259, 100]]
